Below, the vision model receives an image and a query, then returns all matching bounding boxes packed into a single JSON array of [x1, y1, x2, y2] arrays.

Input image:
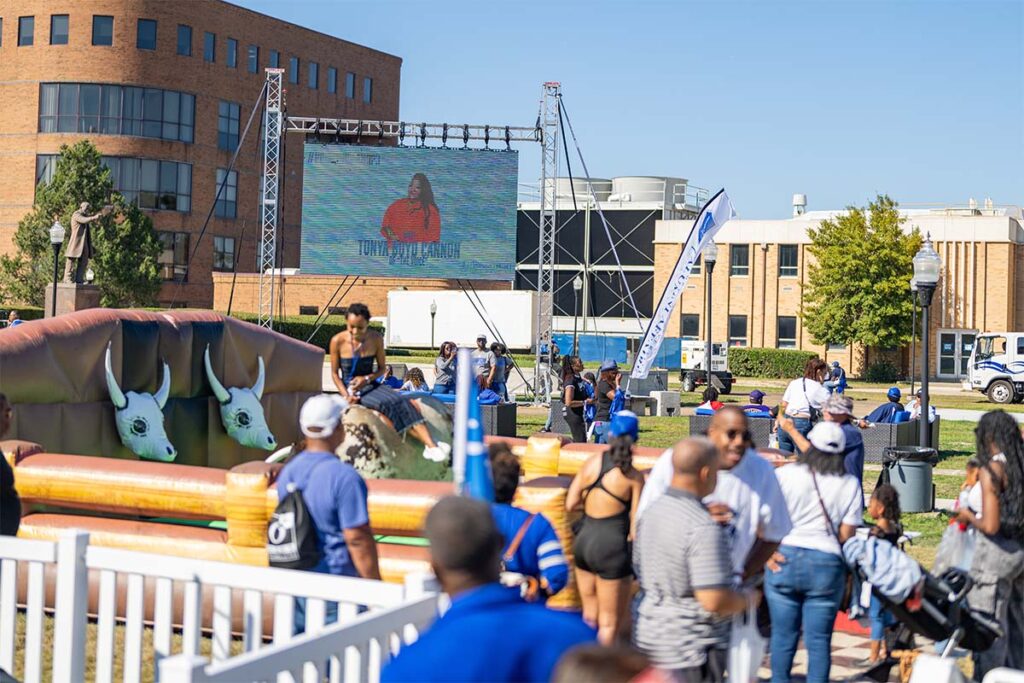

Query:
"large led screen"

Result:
[[301, 144, 518, 280]]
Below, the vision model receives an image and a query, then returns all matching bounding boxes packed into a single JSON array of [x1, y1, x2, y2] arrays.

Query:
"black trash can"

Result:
[[880, 446, 938, 513]]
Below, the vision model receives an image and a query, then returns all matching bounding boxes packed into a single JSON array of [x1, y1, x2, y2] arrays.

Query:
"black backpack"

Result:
[[267, 481, 320, 570]]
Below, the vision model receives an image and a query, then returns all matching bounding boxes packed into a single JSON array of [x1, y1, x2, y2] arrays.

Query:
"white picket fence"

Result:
[[0, 530, 439, 683]]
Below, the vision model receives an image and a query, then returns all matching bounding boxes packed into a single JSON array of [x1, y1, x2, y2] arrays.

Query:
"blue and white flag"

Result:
[[632, 189, 736, 380], [452, 348, 493, 500]]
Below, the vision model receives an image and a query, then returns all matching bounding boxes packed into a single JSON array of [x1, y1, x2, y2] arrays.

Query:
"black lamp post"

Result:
[[910, 278, 918, 396], [572, 274, 583, 355], [49, 219, 65, 318], [912, 235, 941, 448], [703, 242, 719, 390], [429, 300, 437, 351]]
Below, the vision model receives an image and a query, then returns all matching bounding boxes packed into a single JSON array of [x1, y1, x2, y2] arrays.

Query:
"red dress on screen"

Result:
[[380, 199, 441, 243]]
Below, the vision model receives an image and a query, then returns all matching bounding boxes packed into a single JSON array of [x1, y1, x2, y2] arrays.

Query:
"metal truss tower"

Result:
[[534, 82, 561, 403], [257, 68, 284, 329]]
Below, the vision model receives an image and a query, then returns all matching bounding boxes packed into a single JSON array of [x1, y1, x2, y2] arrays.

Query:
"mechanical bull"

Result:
[[104, 343, 176, 462]]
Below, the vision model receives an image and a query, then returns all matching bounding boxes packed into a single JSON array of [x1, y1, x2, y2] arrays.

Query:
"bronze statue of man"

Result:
[[63, 202, 108, 284]]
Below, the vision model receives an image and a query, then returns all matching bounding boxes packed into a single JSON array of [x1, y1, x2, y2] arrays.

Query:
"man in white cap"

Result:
[[276, 395, 380, 628]]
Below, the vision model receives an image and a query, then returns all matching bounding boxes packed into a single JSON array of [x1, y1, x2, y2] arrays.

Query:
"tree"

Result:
[[801, 195, 922, 351], [0, 140, 162, 308]]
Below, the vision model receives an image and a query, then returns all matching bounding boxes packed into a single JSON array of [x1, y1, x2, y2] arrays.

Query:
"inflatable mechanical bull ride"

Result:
[[0, 309, 450, 479]]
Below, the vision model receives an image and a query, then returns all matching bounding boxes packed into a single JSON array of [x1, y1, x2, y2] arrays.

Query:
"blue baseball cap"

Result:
[[609, 410, 639, 441], [887, 387, 902, 400], [599, 359, 619, 374]]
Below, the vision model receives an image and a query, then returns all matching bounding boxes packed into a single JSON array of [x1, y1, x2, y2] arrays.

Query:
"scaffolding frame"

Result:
[[257, 69, 284, 329]]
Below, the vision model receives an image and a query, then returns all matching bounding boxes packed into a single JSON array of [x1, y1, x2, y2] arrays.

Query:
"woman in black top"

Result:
[[560, 355, 590, 443]]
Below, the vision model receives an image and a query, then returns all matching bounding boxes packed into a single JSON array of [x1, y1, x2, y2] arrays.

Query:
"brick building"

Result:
[[0, 0, 401, 308], [654, 200, 1024, 379]]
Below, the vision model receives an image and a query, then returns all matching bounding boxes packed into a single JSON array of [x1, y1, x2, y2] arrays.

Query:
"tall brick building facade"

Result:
[[654, 204, 1024, 379], [0, 0, 401, 308]]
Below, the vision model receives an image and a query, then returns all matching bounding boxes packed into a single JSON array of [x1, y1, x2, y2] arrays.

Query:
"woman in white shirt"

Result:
[[765, 420, 862, 683], [777, 358, 830, 454]]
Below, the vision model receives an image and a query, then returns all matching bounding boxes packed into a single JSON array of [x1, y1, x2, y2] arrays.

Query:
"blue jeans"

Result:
[[293, 597, 339, 635], [777, 416, 812, 454], [591, 421, 609, 444], [765, 546, 846, 683], [868, 594, 894, 641], [491, 381, 508, 401], [432, 382, 455, 395]]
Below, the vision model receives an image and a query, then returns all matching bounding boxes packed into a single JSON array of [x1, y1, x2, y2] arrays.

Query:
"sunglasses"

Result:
[[726, 429, 752, 441]]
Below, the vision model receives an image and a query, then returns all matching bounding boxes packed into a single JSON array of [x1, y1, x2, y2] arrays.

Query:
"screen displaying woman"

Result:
[[380, 173, 441, 244]]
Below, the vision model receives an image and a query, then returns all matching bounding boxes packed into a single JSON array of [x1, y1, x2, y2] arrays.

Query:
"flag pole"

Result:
[[452, 348, 471, 494]]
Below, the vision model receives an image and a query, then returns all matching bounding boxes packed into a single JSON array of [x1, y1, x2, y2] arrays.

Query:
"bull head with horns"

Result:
[[204, 345, 277, 451], [104, 343, 177, 462]]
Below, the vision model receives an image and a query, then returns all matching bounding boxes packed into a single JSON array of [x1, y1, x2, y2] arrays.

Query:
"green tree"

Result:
[[802, 195, 922, 350], [0, 141, 161, 308]]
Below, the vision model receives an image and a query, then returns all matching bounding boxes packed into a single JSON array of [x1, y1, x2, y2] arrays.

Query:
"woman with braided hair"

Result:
[[955, 410, 1024, 679]]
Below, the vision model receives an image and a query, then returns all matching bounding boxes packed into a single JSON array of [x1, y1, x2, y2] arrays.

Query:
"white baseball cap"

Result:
[[299, 394, 346, 438], [808, 421, 846, 455]]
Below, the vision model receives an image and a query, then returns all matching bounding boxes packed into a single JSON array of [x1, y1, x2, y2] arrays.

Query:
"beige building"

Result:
[[654, 200, 1024, 380]]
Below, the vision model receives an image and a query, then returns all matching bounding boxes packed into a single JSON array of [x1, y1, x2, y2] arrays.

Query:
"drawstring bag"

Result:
[[728, 602, 765, 683]]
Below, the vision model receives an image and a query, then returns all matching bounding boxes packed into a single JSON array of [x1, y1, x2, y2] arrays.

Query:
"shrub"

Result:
[[229, 313, 383, 352], [864, 360, 900, 383], [728, 347, 819, 379], [0, 306, 43, 321]]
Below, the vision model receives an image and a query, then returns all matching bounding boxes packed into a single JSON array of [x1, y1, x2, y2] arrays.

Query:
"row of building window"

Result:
[[680, 313, 846, 350], [158, 232, 236, 281], [5, 14, 376, 104], [39, 83, 195, 143], [689, 244, 801, 278], [36, 154, 237, 218]]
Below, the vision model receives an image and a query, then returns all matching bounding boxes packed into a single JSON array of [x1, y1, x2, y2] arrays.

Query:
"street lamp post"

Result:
[[910, 279, 918, 396], [703, 242, 719, 390], [429, 301, 437, 351], [49, 220, 65, 318], [572, 274, 583, 355], [912, 235, 941, 449]]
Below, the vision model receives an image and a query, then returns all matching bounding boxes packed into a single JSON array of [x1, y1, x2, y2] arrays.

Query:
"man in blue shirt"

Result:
[[822, 394, 865, 485], [276, 395, 380, 628], [489, 443, 569, 601], [383, 497, 595, 683], [864, 387, 904, 424]]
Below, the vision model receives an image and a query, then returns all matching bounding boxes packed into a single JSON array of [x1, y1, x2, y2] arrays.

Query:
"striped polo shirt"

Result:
[[633, 488, 733, 670]]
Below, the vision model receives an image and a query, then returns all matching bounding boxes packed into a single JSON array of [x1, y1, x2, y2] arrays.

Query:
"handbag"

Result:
[[810, 472, 853, 614], [728, 601, 766, 683]]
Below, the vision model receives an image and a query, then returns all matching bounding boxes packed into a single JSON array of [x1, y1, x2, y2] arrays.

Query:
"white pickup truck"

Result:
[[968, 332, 1024, 404]]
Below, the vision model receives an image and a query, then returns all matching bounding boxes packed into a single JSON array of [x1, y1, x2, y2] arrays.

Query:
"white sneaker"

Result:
[[423, 442, 451, 462]]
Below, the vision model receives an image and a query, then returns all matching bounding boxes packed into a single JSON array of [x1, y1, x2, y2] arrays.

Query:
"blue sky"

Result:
[[234, 0, 1023, 218]]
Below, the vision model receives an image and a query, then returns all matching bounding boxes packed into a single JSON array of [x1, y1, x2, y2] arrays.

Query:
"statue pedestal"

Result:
[[45, 283, 100, 318]]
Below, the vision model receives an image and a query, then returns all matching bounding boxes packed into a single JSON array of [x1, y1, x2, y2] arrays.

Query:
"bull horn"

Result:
[[203, 345, 231, 405], [252, 356, 266, 400], [104, 343, 127, 410], [155, 361, 171, 409]]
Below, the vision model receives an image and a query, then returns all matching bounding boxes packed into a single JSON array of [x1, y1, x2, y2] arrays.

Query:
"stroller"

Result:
[[844, 535, 1003, 680]]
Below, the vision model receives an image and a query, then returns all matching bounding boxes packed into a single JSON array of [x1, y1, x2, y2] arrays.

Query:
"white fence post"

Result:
[[52, 530, 89, 683], [159, 654, 210, 683]]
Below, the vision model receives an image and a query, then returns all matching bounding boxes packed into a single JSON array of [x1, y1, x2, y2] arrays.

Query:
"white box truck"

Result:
[[968, 332, 1024, 404], [679, 340, 733, 394]]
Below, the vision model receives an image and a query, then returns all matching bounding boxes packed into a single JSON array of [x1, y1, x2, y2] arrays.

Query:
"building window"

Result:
[[327, 67, 338, 94], [50, 15, 69, 45], [827, 343, 847, 351], [158, 232, 189, 281], [345, 72, 355, 99], [213, 236, 235, 271], [289, 56, 299, 84], [217, 101, 240, 151], [777, 316, 797, 349], [176, 24, 191, 56], [247, 44, 258, 73], [215, 169, 238, 219], [37, 155, 192, 213], [308, 61, 318, 89], [0, 19, 3, 47], [299, 306, 319, 316], [729, 244, 749, 276], [269, 49, 279, 68], [203, 31, 215, 62], [363, 77, 372, 103], [690, 254, 702, 276], [728, 315, 748, 347], [778, 244, 798, 277], [92, 15, 113, 46], [39, 83, 194, 143], [680, 314, 700, 340], [18, 16, 34, 46], [136, 18, 156, 50], [226, 37, 237, 68]]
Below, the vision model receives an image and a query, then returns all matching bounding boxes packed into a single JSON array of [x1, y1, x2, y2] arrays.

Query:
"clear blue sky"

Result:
[[234, 0, 1022, 218]]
